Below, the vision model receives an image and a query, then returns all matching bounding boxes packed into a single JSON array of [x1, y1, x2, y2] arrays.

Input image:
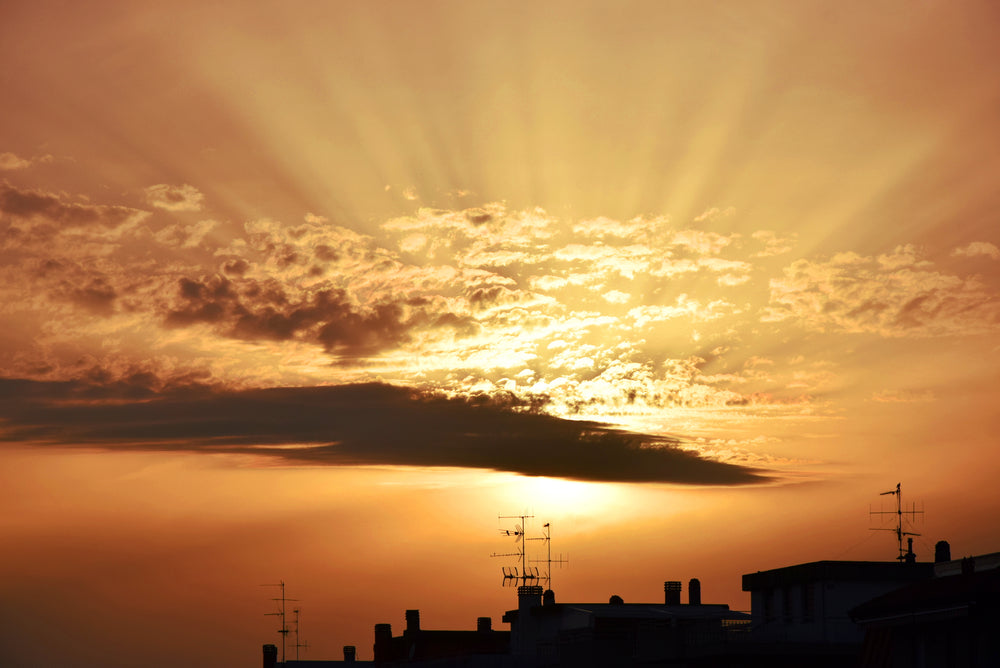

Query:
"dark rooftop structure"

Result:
[[852, 552, 1000, 668]]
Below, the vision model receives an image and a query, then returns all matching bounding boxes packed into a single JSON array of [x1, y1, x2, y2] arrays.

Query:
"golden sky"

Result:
[[2, 1, 999, 665]]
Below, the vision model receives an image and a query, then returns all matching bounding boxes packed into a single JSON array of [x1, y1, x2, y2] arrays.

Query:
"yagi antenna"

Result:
[[491, 513, 542, 588], [869, 482, 924, 562]]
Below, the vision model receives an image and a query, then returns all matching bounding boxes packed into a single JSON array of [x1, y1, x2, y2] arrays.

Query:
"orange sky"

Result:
[[2, 1, 999, 665]]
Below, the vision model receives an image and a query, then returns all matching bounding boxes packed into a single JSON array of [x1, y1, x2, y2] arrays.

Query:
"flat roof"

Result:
[[742, 560, 934, 591], [503, 602, 748, 624]]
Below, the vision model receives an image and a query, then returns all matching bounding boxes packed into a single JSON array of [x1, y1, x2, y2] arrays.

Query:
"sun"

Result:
[[492, 474, 627, 522]]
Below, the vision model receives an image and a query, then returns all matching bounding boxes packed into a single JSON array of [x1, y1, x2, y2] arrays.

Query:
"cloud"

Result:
[[0, 152, 53, 171], [693, 206, 735, 223], [162, 274, 472, 356], [52, 277, 118, 315], [0, 182, 147, 231], [764, 249, 1000, 337], [602, 290, 630, 304], [0, 378, 767, 485], [144, 184, 205, 212], [154, 219, 217, 247], [751, 230, 796, 257], [871, 389, 936, 403], [952, 241, 1000, 260]]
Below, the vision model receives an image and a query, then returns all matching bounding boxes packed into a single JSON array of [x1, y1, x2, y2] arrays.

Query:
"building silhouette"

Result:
[[261, 541, 1000, 667]]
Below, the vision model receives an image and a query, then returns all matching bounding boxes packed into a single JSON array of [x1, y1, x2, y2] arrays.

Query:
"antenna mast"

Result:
[[869, 482, 924, 561], [530, 523, 569, 590], [292, 607, 309, 660], [261, 580, 298, 663], [491, 513, 541, 587]]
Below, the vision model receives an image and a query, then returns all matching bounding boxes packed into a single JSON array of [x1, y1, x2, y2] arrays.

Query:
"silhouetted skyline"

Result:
[[2, 1, 999, 665]]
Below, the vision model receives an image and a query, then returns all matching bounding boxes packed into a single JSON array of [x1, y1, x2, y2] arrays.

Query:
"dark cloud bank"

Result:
[[0, 378, 766, 484]]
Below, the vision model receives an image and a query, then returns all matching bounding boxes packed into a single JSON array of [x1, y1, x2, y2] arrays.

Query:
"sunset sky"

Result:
[[2, 1, 999, 665]]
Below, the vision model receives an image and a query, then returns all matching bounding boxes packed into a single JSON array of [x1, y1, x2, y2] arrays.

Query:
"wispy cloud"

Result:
[[0, 152, 52, 171]]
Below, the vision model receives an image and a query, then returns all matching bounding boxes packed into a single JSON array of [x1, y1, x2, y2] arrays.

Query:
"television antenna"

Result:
[[260, 580, 298, 663], [292, 607, 309, 660], [869, 483, 924, 562], [491, 513, 542, 587], [530, 522, 569, 590]]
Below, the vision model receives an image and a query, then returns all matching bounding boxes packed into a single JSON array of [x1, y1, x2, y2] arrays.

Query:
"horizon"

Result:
[[2, 1, 999, 665]]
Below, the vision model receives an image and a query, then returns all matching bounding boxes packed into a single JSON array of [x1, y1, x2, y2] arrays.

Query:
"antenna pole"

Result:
[[261, 580, 298, 662], [292, 607, 309, 660], [529, 522, 569, 590], [869, 483, 924, 561]]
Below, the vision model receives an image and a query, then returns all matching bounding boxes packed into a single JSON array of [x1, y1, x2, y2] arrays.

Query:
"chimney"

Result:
[[343, 645, 357, 662], [935, 540, 951, 563], [517, 585, 543, 611], [905, 538, 916, 564], [477, 616, 492, 632], [262, 644, 278, 668], [373, 623, 392, 662], [664, 581, 681, 605], [543, 589, 556, 606], [688, 578, 701, 605], [405, 609, 421, 632]]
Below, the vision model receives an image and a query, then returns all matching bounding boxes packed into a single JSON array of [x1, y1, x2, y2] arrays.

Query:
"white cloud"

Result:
[[602, 290, 630, 304]]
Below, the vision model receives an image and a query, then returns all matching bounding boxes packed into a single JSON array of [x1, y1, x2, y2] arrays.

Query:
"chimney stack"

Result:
[[517, 585, 543, 611], [262, 644, 278, 668], [935, 540, 951, 563], [405, 609, 421, 632], [373, 623, 392, 662], [477, 616, 492, 632], [688, 578, 701, 605], [343, 645, 357, 662], [664, 581, 681, 605]]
